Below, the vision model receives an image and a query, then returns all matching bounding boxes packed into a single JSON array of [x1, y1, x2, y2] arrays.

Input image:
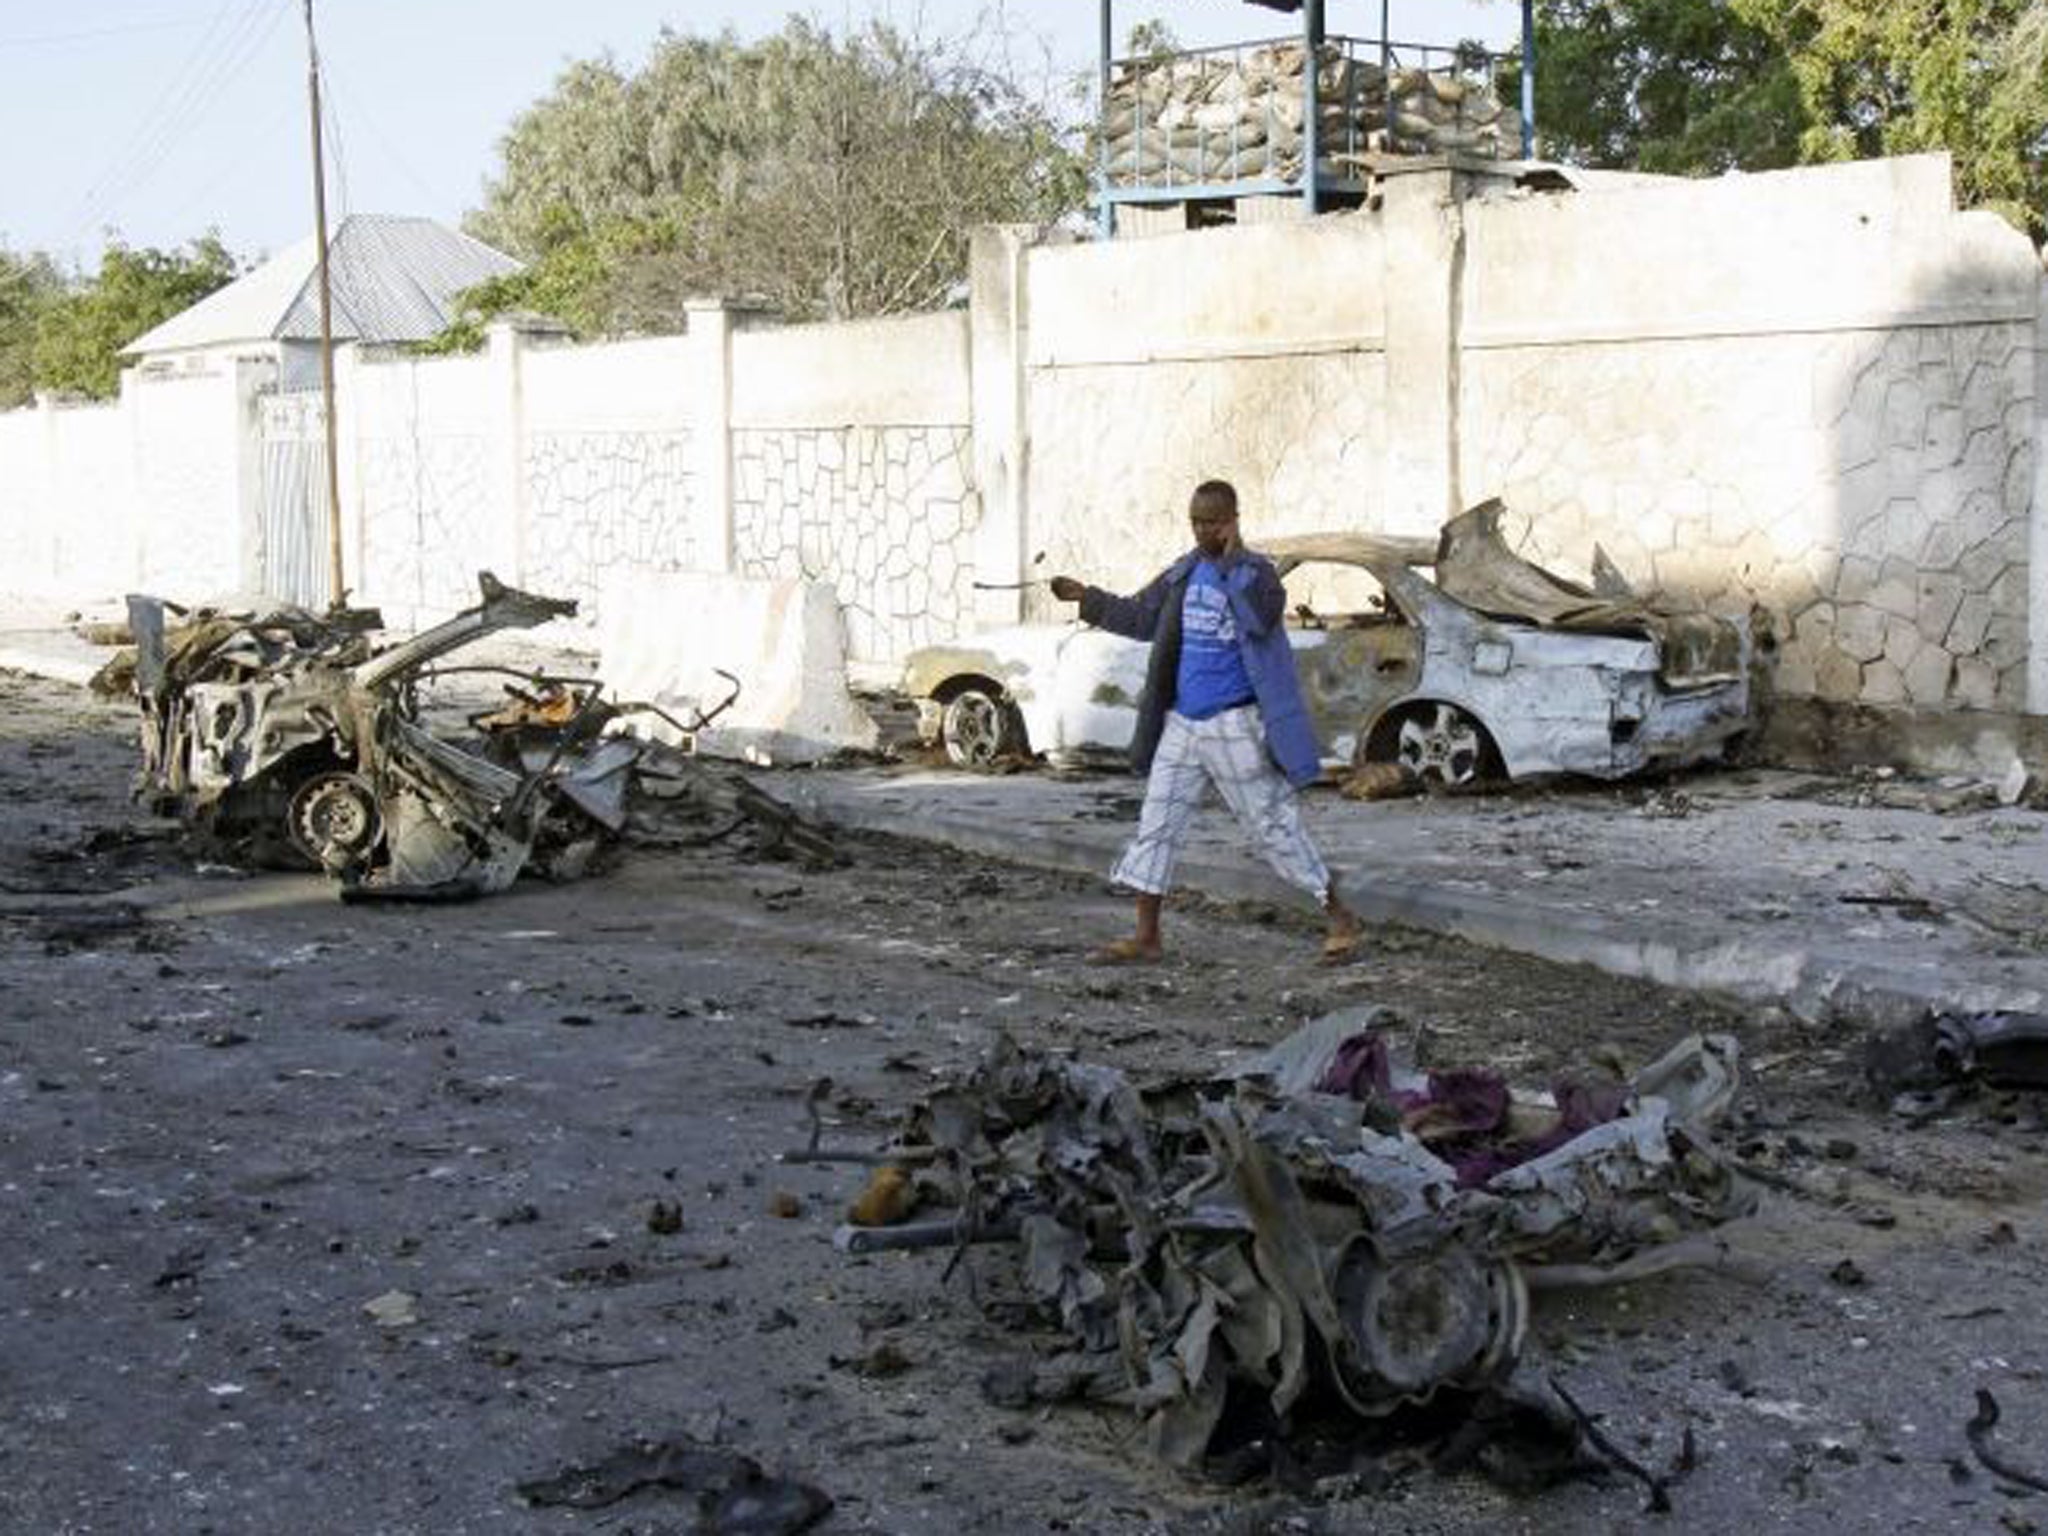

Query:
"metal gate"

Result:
[[257, 433, 333, 608]]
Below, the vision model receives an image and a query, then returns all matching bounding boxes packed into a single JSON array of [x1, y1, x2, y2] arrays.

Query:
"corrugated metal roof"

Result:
[[123, 215, 521, 356]]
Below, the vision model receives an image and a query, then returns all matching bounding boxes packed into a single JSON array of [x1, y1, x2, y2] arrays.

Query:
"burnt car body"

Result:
[[119, 571, 811, 899], [124, 573, 607, 897], [116, 572, 836, 899], [902, 501, 1761, 784]]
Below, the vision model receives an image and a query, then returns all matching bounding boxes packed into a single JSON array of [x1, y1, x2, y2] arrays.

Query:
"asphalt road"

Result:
[[4, 670, 2047, 1535]]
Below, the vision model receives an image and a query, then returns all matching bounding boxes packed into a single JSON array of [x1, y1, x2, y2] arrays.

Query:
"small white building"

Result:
[[121, 213, 520, 389]]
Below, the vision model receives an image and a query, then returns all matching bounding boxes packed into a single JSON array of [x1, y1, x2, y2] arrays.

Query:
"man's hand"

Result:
[[1048, 575, 1085, 602]]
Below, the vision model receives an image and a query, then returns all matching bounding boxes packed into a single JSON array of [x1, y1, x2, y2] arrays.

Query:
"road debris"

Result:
[[842, 1010, 1753, 1484], [1865, 1010, 2048, 1102], [1967, 1389, 2048, 1495], [516, 1435, 832, 1531], [846, 1164, 918, 1227], [100, 572, 838, 897], [362, 1290, 420, 1328], [1549, 1375, 1681, 1513]]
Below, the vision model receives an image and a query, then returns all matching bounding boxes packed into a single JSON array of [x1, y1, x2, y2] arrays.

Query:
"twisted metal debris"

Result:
[[877, 1010, 1753, 1469]]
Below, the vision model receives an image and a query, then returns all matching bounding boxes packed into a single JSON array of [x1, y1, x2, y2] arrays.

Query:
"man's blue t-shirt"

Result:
[[1175, 559, 1256, 720]]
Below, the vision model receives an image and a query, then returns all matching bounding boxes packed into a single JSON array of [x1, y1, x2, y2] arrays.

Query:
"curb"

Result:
[[4, 631, 2029, 1033], [789, 781, 2024, 1027], [0, 641, 103, 690]]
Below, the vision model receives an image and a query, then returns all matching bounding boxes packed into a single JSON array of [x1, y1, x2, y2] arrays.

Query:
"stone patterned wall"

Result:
[[1459, 322, 2035, 713], [357, 433, 495, 623], [1022, 351, 1386, 610], [522, 430, 695, 615], [732, 426, 975, 663]]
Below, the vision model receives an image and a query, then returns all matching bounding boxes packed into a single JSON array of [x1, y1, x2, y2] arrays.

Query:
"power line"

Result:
[[63, 0, 254, 235], [63, 0, 289, 249], [317, 53, 446, 212], [0, 17, 202, 50], [161, 93, 300, 240]]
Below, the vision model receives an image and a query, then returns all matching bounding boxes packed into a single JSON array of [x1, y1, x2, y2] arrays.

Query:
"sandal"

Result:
[[1320, 929, 1364, 966]]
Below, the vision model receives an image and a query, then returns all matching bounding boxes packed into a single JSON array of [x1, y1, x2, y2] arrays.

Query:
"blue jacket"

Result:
[[1077, 547, 1322, 788]]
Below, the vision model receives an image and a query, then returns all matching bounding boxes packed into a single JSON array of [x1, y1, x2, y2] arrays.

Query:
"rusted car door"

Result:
[[1295, 619, 1420, 764]]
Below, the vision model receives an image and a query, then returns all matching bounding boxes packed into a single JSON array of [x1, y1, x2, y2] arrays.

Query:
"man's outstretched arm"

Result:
[[1049, 572, 1169, 642]]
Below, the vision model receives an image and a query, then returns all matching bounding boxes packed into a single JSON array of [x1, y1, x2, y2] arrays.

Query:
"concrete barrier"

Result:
[[597, 570, 879, 764]]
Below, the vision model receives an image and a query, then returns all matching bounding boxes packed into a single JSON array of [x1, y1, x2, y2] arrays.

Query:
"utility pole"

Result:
[[303, 0, 345, 608]]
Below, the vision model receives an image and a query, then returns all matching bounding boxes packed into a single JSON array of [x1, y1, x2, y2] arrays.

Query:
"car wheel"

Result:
[[1391, 702, 1498, 788], [941, 688, 1026, 767], [288, 770, 384, 871]]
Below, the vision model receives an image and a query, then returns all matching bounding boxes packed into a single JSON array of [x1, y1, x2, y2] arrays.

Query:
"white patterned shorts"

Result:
[[1111, 706, 1332, 906]]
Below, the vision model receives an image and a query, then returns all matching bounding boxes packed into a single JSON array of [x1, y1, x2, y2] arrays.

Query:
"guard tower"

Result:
[[1093, 0, 1539, 237]]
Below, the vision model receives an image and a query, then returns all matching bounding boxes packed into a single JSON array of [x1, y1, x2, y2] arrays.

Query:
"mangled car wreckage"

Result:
[[109, 572, 833, 898], [903, 500, 1763, 785], [833, 1011, 1753, 1478]]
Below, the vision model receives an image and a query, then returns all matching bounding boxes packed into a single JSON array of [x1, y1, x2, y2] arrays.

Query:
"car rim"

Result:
[[1396, 703, 1484, 785], [948, 695, 1002, 765], [288, 771, 383, 868]]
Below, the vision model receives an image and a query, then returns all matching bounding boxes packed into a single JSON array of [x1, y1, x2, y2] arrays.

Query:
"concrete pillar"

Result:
[[968, 224, 1039, 626], [118, 369, 145, 590], [33, 391, 59, 595], [2030, 271, 2048, 714], [685, 298, 737, 573], [329, 343, 366, 608], [484, 322, 527, 590], [231, 357, 272, 597], [1377, 170, 1463, 538]]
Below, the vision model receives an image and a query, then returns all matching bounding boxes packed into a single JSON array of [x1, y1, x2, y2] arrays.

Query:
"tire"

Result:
[[1383, 701, 1501, 788], [940, 687, 1027, 768]]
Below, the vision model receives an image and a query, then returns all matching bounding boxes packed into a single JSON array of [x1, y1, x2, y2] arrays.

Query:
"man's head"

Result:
[[1189, 479, 1239, 559]]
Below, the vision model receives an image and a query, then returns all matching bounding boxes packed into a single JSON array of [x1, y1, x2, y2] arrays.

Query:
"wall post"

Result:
[[231, 358, 272, 596], [2029, 272, 2048, 714], [684, 298, 736, 573], [1377, 169, 1463, 537], [330, 342, 368, 606], [119, 369, 145, 590], [968, 225, 1038, 626], [34, 390, 60, 594], [484, 321, 527, 590]]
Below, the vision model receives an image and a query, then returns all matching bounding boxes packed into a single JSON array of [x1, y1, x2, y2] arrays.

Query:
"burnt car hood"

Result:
[[1266, 501, 1750, 687], [1431, 501, 1748, 686]]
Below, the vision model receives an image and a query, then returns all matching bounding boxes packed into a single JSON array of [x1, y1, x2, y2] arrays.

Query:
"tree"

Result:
[[1516, 0, 2048, 238], [1506, 0, 1807, 174], [456, 18, 1084, 339], [1735, 0, 2048, 237], [32, 236, 239, 400], [0, 246, 63, 410]]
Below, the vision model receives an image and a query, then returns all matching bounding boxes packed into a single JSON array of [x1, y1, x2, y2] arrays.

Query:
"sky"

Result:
[[0, 0, 1521, 270]]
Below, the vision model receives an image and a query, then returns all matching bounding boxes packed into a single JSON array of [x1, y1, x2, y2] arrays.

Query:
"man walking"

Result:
[[1048, 479, 1360, 964]]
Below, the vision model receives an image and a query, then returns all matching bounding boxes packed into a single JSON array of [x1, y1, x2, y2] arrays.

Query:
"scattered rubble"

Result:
[[1779, 764, 2047, 817], [839, 1011, 1754, 1487], [516, 1435, 831, 1530], [1866, 1011, 2048, 1101], [99, 572, 838, 898]]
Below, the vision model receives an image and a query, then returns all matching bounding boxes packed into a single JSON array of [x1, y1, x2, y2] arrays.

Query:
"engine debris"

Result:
[[850, 1012, 1754, 1481]]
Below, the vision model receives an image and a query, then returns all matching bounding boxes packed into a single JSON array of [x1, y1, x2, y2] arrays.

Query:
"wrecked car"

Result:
[[111, 572, 834, 899], [902, 500, 1761, 785], [829, 1010, 1753, 1476]]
